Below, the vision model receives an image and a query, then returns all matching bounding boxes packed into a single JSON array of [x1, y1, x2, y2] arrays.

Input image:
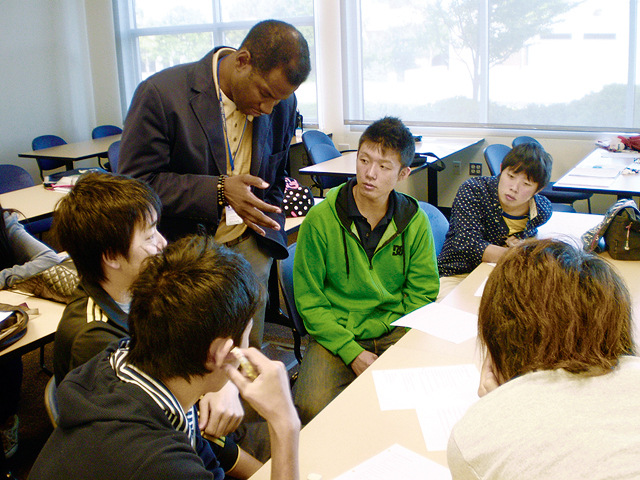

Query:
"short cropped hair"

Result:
[[241, 19, 311, 87], [358, 116, 416, 169], [126, 236, 261, 381], [479, 239, 634, 382], [500, 142, 552, 190], [53, 173, 161, 286]]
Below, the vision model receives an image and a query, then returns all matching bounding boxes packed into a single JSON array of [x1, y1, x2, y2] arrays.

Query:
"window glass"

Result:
[[134, 0, 214, 28], [116, 0, 317, 122], [220, 0, 314, 22], [344, 0, 639, 131], [139, 34, 214, 80]]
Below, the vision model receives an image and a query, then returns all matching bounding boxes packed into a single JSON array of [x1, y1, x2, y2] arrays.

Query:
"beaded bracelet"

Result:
[[217, 175, 228, 207]]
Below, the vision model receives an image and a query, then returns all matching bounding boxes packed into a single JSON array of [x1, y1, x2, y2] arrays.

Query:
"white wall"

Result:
[[0, 0, 120, 182]]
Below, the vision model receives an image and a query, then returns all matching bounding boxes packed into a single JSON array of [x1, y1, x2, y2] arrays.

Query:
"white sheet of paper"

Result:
[[391, 302, 477, 344], [372, 364, 480, 411], [599, 152, 640, 161], [416, 400, 478, 451], [333, 444, 451, 480], [373, 365, 480, 451]]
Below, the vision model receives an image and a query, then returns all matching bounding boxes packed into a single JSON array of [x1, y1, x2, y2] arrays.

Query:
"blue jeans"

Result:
[[293, 327, 407, 425]]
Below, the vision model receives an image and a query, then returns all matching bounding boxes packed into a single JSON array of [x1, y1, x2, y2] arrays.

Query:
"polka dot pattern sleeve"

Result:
[[437, 176, 552, 277]]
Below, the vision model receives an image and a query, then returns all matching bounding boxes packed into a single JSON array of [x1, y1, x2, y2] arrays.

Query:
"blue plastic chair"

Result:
[[32, 135, 69, 180], [44, 376, 60, 428], [91, 125, 122, 139], [512, 136, 592, 213], [483, 144, 512, 176], [92, 125, 123, 169], [0, 165, 35, 195], [418, 202, 449, 256], [277, 243, 307, 364], [511, 135, 540, 147], [302, 131, 353, 197], [301, 130, 335, 152], [107, 140, 120, 173], [0, 164, 52, 235]]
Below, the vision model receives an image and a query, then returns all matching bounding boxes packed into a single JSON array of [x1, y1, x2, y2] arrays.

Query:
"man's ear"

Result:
[[235, 49, 252, 72], [205, 338, 234, 371], [398, 166, 411, 181], [102, 252, 121, 271]]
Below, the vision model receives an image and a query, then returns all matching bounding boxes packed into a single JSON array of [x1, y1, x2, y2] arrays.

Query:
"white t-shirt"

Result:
[[448, 355, 640, 480]]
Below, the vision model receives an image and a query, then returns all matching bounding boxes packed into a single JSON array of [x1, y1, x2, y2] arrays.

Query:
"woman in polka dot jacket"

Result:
[[437, 143, 553, 281]]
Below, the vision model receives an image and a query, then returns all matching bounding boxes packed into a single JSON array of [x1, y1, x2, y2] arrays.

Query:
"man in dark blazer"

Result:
[[118, 19, 311, 348]]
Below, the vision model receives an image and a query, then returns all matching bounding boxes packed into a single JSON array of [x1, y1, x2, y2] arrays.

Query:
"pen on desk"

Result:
[[230, 347, 257, 381]]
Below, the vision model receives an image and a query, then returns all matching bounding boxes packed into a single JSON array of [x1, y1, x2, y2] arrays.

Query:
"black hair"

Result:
[[127, 235, 261, 381], [358, 116, 416, 168], [52, 172, 161, 285], [240, 19, 311, 86], [501, 142, 553, 190]]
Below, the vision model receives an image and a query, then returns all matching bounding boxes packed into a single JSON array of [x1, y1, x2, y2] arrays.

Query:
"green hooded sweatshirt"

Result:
[[294, 182, 440, 366]]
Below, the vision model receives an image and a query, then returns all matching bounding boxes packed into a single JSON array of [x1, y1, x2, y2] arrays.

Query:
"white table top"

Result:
[[554, 148, 640, 197], [18, 134, 121, 161], [0, 290, 65, 360], [0, 184, 66, 221], [299, 137, 483, 176]]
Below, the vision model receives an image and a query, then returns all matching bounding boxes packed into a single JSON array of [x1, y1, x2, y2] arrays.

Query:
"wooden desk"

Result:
[[18, 134, 122, 170], [554, 148, 640, 198], [0, 184, 66, 222], [0, 290, 65, 362], [299, 137, 484, 206]]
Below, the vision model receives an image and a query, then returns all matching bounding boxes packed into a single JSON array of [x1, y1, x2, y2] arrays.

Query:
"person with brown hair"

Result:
[[448, 238, 640, 479], [30, 237, 300, 480]]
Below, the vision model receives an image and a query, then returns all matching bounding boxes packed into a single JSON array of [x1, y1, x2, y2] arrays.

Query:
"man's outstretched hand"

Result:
[[224, 174, 282, 236]]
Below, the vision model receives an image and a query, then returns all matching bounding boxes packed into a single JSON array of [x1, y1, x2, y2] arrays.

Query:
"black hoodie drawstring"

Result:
[[342, 228, 350, 277], [402, 230, 406, 275]]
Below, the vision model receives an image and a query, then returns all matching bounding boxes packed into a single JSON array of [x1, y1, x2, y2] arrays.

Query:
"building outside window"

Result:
[[342, 0, 639, 132]]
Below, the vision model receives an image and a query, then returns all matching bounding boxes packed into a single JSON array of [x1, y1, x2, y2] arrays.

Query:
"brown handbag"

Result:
[[12, 259, 79, 304]]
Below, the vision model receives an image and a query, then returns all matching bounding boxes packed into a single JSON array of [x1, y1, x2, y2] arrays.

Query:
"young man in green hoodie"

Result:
[[293, 117, 440, 424]]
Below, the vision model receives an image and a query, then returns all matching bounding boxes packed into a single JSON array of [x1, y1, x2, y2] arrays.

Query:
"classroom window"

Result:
[[341, 0, 640, 132], [113, 0, 317, 122]]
